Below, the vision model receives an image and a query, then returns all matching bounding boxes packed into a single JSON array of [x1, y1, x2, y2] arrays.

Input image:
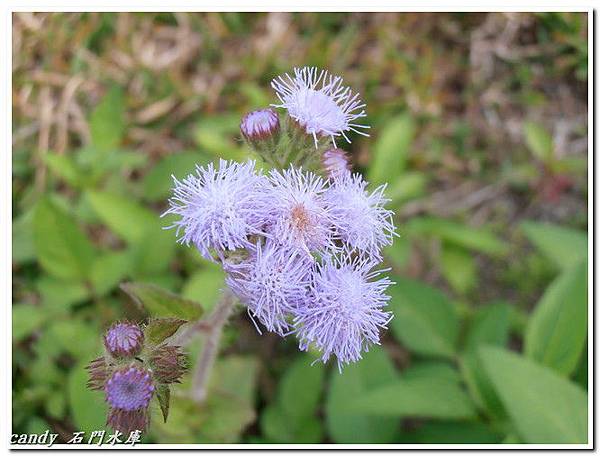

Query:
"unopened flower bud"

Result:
[[104, 321, 144, 358], [240, 108, 280, 144], [322, 148, 351, 179], [86, 356, 109, 391], [149, 344, 187, 384]]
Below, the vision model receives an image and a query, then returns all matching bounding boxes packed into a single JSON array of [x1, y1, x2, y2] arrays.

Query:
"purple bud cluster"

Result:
[[86, 321, 187, 434], [166, 67, 396, 371]]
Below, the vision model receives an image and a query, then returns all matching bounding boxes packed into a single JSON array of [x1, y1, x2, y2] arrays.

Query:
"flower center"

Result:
[[291, 204, 312, 233], [124, 383, 136, 394]]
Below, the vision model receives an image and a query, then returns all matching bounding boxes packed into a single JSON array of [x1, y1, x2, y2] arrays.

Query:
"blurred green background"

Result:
[[12, 12, 588, 444]]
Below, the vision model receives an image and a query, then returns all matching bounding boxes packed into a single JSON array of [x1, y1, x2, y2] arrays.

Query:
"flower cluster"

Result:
[[166, 67, 396, 371], [86, 321, 187, 434]]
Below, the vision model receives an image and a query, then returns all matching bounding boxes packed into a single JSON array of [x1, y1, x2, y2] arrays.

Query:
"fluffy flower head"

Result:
[[271, 67, 369, 147], [226, 241, 312, 335], [266, 166, 338, 255], [164, 159, 269, 260], [294, 253, 393, 371], [105, 366, 155, 411], [325, 173, 396, 259]]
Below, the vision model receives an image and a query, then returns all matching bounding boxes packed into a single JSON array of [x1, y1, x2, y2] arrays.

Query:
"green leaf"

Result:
[[239, 82, 270, 107], [508, 305, 528, 337], [90, 251, 132, 296], [261, 406, 323, 443], [347, 377, 477, 419], [26, 417, 52, 435], [129, 226, 177, 277], [388, 276, 459, 358], [460, 302, 511, 418], [156, 384, 170, 423], [195, 127, 249, 161], [523, 121, 553, 162], [182, 268, 226, 312], [573, 344, 588, 390], [44, 153, 83, 188], [480, 346, 587, 443], [402, 361, 462, 384], [460, 351, 505, 418], [279, 355, 324, 419], [521, 221, 587, 270], [503, 433, 522, 444], [13, 304, 47, 340], [152, 356, 258, 443], [68, 363, 109, 433], [47, 320, 100, 359], [90, 85, 125, 151], [33, 198, 95, 280], [368, 113, 415, 186], [440, 243, 477, 294], [260, 354, 325, 443], [144, 317, 187, 346], [407, 422, 503, 444], [46, 393, 66, 419], [142, 151, 211, 202], [326, 348, 399, 443], [12, 210, 36, 264], [202, 356, 258, 442], [524, 261, 587, 376], [465, 301, 511, 351], [386, 171, 428, 204], [37, 276, 90, 314], [196, 114, 242, 135], [86, 191, 157, 243], [407, 217, 508, 257], [383, 236, 411, 269], [121, 282, 203, 320]]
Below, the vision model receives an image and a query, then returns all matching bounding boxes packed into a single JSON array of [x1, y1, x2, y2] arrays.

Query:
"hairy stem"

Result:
[[190, 288, 236, 403]]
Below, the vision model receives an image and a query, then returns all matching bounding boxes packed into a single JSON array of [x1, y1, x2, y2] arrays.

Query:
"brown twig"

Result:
[[190, 288, 236, 403], [56, 75, 84, 154], [34, 87, 53, 195]]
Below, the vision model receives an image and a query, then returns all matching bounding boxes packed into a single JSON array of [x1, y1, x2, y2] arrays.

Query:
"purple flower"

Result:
[[266, 166, 339, 256], [226, 241, 312, 335], [105, 366, 155, 411], [240, 108, 280, 142], [294, 252, 393, 371], [271, 67, 369, 147], [164, 159, 270, 261], [325, 173, 396, 259], [104, 321, 144, 358], [322, 148, 351, 179]]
